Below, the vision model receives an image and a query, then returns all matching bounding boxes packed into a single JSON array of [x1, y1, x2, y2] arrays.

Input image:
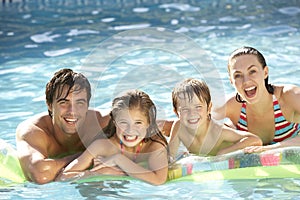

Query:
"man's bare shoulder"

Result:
[[86, 108, 110, 128], [16, 112, 53, 139]]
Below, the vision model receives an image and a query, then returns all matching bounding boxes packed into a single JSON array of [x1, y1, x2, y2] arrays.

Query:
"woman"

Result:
[[214, 46, 300, 152]]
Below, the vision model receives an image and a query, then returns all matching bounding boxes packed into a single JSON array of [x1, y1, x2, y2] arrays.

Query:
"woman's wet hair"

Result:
[[45, 68, 91, 117], [103, 89, 167, 147], [228, 46, 274, 103], [172, 78, 211, 116]]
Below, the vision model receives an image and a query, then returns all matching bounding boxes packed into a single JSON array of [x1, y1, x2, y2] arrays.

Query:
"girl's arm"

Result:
[[97, 143, 168, 185], [56, 139, 106, 181], [217, 126, 262, 155]]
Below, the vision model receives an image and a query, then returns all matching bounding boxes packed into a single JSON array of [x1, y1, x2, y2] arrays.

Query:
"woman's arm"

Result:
[[212, 95, 242, 127], [282, 84, 300, 120]]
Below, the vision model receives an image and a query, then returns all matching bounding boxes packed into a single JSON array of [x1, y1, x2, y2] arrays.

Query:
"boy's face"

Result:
[[176, 93, 210, 130]]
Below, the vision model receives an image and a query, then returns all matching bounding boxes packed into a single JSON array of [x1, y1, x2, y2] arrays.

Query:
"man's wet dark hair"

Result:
[[45, 68, 91, 117]]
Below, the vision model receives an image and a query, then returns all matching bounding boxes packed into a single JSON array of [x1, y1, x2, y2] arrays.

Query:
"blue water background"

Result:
[[1, 0, 300, 199]]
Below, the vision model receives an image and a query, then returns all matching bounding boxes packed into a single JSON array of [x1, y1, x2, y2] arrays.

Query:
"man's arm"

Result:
[[16, 121, 78, 184]]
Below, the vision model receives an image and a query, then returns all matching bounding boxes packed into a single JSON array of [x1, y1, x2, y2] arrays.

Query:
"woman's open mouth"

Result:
[[244, 86, 257, 98]]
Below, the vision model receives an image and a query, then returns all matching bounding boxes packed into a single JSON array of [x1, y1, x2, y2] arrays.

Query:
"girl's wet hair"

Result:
[[228, 46, 274, 103], [172, 78, 211, 116], [103, 89, 167, 146], [45, 68, 91, 117]]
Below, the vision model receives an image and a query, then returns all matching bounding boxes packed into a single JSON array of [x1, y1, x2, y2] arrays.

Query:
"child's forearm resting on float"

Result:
[[217, 130, 262, 155], [92, 150, 168, 185]]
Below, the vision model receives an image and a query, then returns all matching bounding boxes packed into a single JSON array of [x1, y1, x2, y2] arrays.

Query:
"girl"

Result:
[[57, 89, 168, 185], [214, 46, 300, 152], [169, 78, 262, 161]]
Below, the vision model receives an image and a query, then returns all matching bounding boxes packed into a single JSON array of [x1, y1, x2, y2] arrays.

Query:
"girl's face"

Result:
[[176, 93, 211, 131], [229, 54, 268, 104], [114, 108, 149, 147]]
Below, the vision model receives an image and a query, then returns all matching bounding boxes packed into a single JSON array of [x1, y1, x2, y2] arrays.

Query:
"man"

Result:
[[16, 68, 110, 184]]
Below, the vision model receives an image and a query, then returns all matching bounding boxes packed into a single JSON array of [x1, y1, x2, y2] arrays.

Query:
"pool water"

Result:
[[1, 0, 300, 199]]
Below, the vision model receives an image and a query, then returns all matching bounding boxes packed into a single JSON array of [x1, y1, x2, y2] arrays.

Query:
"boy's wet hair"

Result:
[[172, 78, 211, 116], [45, 68, 91, 117], [228, 46, 274, 103]]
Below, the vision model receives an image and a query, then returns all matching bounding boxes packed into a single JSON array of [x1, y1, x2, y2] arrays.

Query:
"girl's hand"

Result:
[[93, 156, 104, 166], [91, 166, 126, 176], [90, 154, 120, 172]]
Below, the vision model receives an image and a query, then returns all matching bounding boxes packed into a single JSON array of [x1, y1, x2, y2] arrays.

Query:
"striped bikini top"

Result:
[[237, 95, 300, 144]]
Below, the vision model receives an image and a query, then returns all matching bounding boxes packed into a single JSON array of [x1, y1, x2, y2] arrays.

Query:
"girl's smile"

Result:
[[114, 108, 149, 147]]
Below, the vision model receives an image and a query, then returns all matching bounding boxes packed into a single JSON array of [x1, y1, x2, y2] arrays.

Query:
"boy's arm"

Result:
[[217, 126, 262, 155]]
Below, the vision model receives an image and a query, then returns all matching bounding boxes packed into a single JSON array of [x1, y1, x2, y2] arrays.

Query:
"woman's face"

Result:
[[229, 54, 269, 104], [176, 92, 211, 131], [114, 108, 149, 147]]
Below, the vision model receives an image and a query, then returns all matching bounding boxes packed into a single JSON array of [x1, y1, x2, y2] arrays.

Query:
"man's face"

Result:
[[48, 85, 89, 136]]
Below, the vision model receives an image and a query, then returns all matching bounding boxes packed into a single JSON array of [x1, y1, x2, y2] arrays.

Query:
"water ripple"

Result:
[[278, 6, 300, 16], [249, 25, 297, 36]]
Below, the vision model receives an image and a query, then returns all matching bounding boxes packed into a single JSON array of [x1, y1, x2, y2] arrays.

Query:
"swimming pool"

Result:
[[1, 0, 300, 199]]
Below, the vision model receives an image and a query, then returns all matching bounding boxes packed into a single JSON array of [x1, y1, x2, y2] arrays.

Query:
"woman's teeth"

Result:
[[244, 86, 256, 97], [245, 86, 256, 91]]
